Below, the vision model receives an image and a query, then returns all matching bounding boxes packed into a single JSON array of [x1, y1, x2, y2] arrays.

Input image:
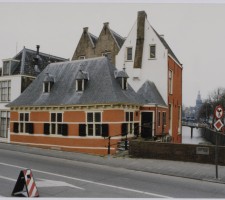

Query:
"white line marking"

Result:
[[0, 175, 16, 182], [0, 162, 172, 198]]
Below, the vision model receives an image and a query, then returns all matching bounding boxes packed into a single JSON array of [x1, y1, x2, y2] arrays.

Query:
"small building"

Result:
[[7, 57, 143, 155], [0, 46, 67, 141]]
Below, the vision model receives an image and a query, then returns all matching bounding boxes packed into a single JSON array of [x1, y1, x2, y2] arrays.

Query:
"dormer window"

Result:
[[2, 59, 20, 76], [122, 77, 128, 90], [114, 69, 129, 90], [76, 69, 89, 92], [43, 73, 54, 93]]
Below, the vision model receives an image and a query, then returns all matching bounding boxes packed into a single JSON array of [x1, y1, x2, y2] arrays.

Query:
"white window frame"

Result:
[[86, 111, 102, 137], [0, 80, 11, 102], [0, 111, 10, 138], [19, 112, 30, 133], [43, 82, 53, 93], [76, 79, 84, 92], [50, 112, 63, 135], [169, 104, 173, 136], [162, 111, 166, 126], [158, 111, 161, 127], [125, 111, 134, 135], [149, 44, 156, 59], [169, 70, 173, 95], [126, 47, 133, 61]]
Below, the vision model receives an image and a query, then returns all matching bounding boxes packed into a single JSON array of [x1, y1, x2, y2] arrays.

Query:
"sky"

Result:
[[0, 1, 225, 107]]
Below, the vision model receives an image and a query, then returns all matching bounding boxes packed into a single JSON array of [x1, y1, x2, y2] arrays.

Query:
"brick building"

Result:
[[8, 57, 144, 155]]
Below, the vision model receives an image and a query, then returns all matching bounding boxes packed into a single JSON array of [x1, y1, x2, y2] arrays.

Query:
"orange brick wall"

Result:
[[30, 112, 49, 122], [11, 112, 18, 121], [168, 56, 182, 143]]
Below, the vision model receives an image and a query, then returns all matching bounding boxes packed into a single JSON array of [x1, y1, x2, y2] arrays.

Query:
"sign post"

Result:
[[213, 105, 224, 179]]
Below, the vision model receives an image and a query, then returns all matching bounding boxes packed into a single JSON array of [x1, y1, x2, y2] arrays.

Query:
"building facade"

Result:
[[8, 57, 142, 155], [116, 11, 182, 143], [0, 46, 67, 141]]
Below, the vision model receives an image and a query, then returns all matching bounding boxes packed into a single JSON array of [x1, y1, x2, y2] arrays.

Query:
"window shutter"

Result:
[[28, 123, 34, 134], [58, 124, 62, 135], [13, 122, 19, 133], [102, 124, 109, 137], [121, 123, 128, 136], [62, 124, 68, 136], [79, 124, 86, 136], [44, 123, 50, 135], [134, 123, 139, 136]]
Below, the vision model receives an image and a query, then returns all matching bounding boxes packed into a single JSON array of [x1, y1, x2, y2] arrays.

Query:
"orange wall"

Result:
[[168, 56, 182, 143]]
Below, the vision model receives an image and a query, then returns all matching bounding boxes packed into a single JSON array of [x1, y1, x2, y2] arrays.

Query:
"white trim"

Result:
[[149, 44, 156, 59], [10, 141, 115, 150], [168, 69, 173, 95], [142, 104, 168, 109], [168, 54, 183, 69]]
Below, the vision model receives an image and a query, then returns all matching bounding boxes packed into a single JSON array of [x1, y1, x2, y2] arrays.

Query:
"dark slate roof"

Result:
[[43, 73, 54, 83], [76, 70, 89, 80], [137, 81, 167, 106], [8, 57, 143, 107], [152, 27, 181, 65], [10, 47, 67, 77], [110, 29, 125, 48]]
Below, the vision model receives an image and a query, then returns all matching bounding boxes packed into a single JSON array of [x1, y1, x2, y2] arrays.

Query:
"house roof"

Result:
[[8, 57, 143, 107], [9, 47, 67, 77], [110, 29, 125, 48], [152, 27, 181, 65], [137, 81, 167, 106], [89, 33, 98, 46]]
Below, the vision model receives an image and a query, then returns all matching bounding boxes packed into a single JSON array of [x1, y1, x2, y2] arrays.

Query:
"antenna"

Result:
[[16, 42, 18, 54]]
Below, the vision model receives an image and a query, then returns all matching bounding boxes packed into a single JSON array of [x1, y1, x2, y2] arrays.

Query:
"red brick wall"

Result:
[[168, 56, 182, 143]]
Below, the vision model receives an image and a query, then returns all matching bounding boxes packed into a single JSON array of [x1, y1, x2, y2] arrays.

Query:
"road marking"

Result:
[[0, 162, 173, 198], [0, 175, 16, 182], [36, 179, 84, 190]]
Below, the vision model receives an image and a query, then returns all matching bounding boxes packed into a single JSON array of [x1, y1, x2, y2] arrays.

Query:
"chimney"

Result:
[[103, 22, 109, 27], [36, 45, 40, 55], [83, 27, 88, 34], [133, 11, 147, 69]]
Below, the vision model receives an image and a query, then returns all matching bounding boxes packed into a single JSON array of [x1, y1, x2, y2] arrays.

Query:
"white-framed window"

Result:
[[0, 80, 11, 102], [168, 70, 173, 94], [122, 78, 128, 90], [125, 111, 134, 134], [149, 44, 156, 59], [178, 106, 181, 134], [76, 80, 84, 92], [79, 56, 85, 60], [86, 112, 102, 136], [158, 111, 161, 127], [19, 112, 29, 133], [2, 59, 20, 76], [43, 82, 54, 93], [169, 104, 173, 135], [126, 47, 132, 61], [50, 112, 63, 135], [0, 111, 10, 138]]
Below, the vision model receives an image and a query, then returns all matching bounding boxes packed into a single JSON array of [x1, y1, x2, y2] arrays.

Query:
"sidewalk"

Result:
[[0, 142, 225, 184]]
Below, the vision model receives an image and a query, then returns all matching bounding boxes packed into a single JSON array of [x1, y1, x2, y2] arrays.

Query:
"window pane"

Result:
[[130, 112, 133, 121], [126, 112, 129, 121], [51, 124, 56, 134], [77, 80, 83, 91], [95, 124, 101, 136], [57, 113, 62, 122], [51, 113, 56, 122], [20, 113, 24, 121], [88, 124, 93, 136], [127, 48, 132, 60], [87, 113, 93, 122], [25, 113, 29, 121], [95, 113, 101, 122], [150, 45, 156, 58], [20, 123, 23, 132], [44, 83, 49, 92]]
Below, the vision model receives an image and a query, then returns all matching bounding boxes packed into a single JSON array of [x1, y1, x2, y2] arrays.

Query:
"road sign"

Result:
[[214, 105, 224, 119], [214, 119, 224, 131]]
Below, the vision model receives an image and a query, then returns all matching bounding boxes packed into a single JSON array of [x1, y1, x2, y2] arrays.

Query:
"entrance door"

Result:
[[141, 112, 153, 138]]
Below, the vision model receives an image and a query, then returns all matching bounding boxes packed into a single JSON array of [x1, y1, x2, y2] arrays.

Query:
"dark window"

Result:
[[121, 123, 128, 136], [88, 124, 93, 136], [77, 80, 83, 91], [87, 113, 93, 122], [95, 113, 101, 122], [79, 124, 86, 136], [102, 124, 109, 137], [44, 82, 49, 92], [95, 124, 101, 136], [158, 112, 161, 126], [61, 124, 68, 136], [127, 47, 132, 60], [13, 122, 19, 133], [163, 112, 166, 126], [150, 45, 156, 59], [51, 113, 56, 122], [122, 78, 127, 90], [44, 123, 50, 135], [57, 113, 62, 122]]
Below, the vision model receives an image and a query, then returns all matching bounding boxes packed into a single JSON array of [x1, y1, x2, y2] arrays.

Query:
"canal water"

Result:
[[182, 126, 211, 145]]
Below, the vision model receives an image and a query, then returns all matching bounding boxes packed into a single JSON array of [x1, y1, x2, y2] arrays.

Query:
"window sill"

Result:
[[148, 58, 157, 60], [125, 60, 133, 62]]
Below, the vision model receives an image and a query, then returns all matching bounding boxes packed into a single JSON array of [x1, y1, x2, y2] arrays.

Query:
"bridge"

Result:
[[182, 122, 207, 138]]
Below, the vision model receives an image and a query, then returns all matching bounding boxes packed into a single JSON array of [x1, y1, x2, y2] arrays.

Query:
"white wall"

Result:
[[0, 75, 22, 110], [116, 19, 168, 104]]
